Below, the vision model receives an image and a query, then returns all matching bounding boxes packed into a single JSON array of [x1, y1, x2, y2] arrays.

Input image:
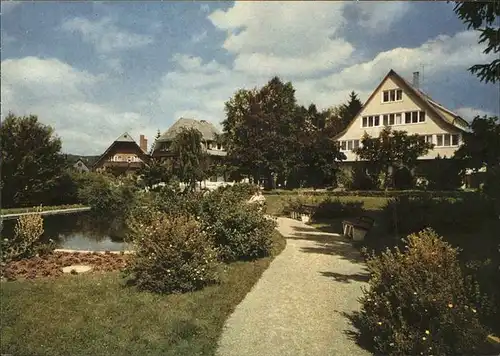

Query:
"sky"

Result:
[[1, 1, 499, 155]]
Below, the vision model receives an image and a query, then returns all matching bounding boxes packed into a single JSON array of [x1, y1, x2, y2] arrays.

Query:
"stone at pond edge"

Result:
[[62, 265, 92, 274]]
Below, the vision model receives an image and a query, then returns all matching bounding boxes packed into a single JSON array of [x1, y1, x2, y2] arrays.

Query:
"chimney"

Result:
[[139, 134, 147, 152], [412, 71, 420, 89]]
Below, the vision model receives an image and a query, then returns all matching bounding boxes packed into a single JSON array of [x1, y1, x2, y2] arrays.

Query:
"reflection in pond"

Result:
[[1, 213, 131, 251]]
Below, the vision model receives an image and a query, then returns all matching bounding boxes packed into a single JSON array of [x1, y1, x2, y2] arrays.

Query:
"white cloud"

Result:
[[456, 107, 498, 121], [1, 57, 156, 155], [207, 2, 414, 76], [3, 2, 496, 155], [158, 26, 495, 131], [352, 2, 411, 33], [2, 57, 100, 99], [61, 17, 153, 53], [208, 2, 353, 75], [294, 30, 496, 107]]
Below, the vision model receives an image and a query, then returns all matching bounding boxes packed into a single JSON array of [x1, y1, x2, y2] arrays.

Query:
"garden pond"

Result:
[[1, 212, 130, 251]]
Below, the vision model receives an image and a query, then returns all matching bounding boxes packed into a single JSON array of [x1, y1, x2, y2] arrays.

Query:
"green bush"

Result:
[[356, 228, 490, 356], [281, 195, 319, 216], [124, 212, 220, 294], [219, 183, 260, 202], [312, 197, 364, 219], [1, 212, 55, 267], [77, 172, 138, 219], [351, 165, 379, 190], [264, 189, 476, 198], [200, 191, 276, 262], [420, 157, 463, 191], [382, 194, 497, 236], [465, 254, 500, 333], [282, 195, 364, 219], [393, 167, 414, 190]]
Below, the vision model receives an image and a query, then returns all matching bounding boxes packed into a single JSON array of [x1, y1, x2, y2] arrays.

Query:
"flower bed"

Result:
[[2, 251, 129, 280]]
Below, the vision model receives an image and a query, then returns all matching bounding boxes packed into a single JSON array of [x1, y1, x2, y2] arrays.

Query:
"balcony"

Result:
[[102, 161, 144, 169]]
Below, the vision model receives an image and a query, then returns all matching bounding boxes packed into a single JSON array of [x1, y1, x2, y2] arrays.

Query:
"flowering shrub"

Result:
[[124, 213, 220, 294], [356, 228, 490, 356]]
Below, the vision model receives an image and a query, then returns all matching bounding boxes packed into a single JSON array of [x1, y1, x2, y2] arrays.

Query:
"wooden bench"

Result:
[[342, 216, 375, 241]]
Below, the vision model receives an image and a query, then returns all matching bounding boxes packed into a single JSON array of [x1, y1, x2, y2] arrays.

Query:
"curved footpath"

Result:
[[216, 217, 371, 356]]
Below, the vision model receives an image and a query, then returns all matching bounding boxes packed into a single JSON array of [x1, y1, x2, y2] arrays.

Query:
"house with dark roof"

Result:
[[334, 69, 468, 170], [73, 159, 90, 173], [152, 118, 229, 187], [152, 118, 226, 158], [93, 132, 149, 174]]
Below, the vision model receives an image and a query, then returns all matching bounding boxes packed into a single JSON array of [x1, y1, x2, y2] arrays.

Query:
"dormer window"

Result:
[[382, 89, 403, 103]]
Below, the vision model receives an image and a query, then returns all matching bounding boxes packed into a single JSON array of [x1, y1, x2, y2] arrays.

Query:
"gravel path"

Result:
[[216, 217, 371, 356]]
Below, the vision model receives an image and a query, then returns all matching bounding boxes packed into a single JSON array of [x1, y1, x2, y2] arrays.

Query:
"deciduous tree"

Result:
[[222, 77, 300, 189], [353, 127, 433, 188], [0, 113, 66, 207], [170, 128, 209, 192]]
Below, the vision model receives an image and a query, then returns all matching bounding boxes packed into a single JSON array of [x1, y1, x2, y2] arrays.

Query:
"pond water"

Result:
[[1, 213, 131, 251]]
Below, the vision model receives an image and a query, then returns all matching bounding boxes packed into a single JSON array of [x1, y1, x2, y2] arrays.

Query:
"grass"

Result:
[[1, 204, 87, 215], [0, 230, 286, 356]]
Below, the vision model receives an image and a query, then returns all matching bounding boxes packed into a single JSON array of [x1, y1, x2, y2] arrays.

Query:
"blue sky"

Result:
[[1, 1, 498, 155]]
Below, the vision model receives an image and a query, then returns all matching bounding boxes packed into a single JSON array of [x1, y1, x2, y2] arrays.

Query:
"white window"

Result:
[[396, 90, 402, 101], [425, 135, 433, 144], [395, 113, 402, 125], [389, 114, 395, 125], [404, 111, 425, 124], [362, 115, 381, 128], [437, 134, 443, 146], [412, 111, 419, 123], [405, 112, 412, 124], [435, 134, 460, 147], [339, 140, 360, 151], [382, 89, 403, 103], [419, 111, 426, 122]]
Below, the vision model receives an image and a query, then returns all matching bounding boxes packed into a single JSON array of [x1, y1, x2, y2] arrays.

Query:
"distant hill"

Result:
[[64, 154, 100, 168]]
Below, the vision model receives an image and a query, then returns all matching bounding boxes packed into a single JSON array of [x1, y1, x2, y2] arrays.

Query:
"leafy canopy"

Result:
[[170, 127, 209, 191], [453, 2, 500, 83], [0, 113, 66, 207], [353, 127, 433, 188]]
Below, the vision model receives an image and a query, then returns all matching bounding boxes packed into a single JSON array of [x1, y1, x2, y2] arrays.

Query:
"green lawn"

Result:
[[265, 193, 388, 216], [1, 231, 286, 356], [1, 204, 87, 215]]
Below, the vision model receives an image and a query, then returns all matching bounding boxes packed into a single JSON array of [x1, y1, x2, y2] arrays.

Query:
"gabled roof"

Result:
[[156, 118, 220, 143], [333, 69, 469, 139], [114, 132, 136, 143], [93, 132, 148, 169], [73, 159, 89, 167]]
